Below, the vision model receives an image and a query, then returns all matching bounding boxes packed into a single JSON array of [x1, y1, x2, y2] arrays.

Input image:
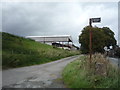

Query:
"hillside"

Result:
[[2, 32, 79, 69]]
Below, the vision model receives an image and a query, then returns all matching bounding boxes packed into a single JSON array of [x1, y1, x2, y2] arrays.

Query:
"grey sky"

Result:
[[118, 1, 120, 46], [2, 2, 118, 46]]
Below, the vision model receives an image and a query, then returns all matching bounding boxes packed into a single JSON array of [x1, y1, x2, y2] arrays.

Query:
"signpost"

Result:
[[89, 17, 101, 67], [91, 18, 101, 23]]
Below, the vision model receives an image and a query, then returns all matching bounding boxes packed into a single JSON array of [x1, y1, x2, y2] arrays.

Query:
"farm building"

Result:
[[26, 35, 78, 50]]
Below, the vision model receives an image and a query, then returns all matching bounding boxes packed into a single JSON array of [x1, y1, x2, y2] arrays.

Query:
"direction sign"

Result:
[[91, 18, 101, 23]]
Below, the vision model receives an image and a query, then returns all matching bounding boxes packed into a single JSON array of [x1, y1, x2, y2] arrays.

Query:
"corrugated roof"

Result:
[[26, 35, 73, 42]]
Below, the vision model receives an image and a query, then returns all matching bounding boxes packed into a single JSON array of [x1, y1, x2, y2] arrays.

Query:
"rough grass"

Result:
[[2, 32, 80, 69], [62, 54, 119, 88]]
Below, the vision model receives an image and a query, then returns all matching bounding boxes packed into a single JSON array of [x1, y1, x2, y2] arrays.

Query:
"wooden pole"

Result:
[[89, 18, 92, 66]]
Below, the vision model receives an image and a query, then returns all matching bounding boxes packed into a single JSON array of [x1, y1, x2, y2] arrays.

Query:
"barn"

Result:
[[26, 35, 78, 50]]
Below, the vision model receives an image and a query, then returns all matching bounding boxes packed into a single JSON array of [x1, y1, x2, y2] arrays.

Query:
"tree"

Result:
[[79, 26, 116, 54], [102, 27, 116, 48]]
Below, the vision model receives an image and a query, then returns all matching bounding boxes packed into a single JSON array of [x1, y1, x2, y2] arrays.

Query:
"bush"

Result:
[[115, 47, 120, 58]]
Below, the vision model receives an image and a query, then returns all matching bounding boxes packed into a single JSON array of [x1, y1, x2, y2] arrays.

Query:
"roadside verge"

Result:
[[62, 54, 119, 88]]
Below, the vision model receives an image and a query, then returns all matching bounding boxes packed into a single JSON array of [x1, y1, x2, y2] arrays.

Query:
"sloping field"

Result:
[[2, 32, 79, 69]]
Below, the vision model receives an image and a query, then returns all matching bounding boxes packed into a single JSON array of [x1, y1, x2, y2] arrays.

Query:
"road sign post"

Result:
[[89, 19, 92, 65], [89, 18, 101, 67]]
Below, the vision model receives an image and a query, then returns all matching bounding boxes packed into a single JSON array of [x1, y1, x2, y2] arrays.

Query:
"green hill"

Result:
[[2, 32, 79, 69]]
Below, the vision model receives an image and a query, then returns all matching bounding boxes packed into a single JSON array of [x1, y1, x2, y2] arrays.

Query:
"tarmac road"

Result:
[[2, 55, 80, 88], [108, 57, 119, 68]]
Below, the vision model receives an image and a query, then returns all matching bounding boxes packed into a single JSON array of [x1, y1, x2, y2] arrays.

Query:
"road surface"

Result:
[[2, 55, 80, 88], [108, 57, 120, 68]]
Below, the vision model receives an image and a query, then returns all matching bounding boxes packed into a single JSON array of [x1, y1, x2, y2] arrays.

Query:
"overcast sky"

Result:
[[2, 2, 118, 46]]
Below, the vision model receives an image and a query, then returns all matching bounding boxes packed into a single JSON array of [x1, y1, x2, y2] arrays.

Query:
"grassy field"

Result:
[[62, 54, 119, 88], [2, 32, 80, 69]]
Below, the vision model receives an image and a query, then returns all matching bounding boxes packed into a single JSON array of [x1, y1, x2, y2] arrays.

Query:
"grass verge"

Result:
[[62, 54, 119, 88]]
